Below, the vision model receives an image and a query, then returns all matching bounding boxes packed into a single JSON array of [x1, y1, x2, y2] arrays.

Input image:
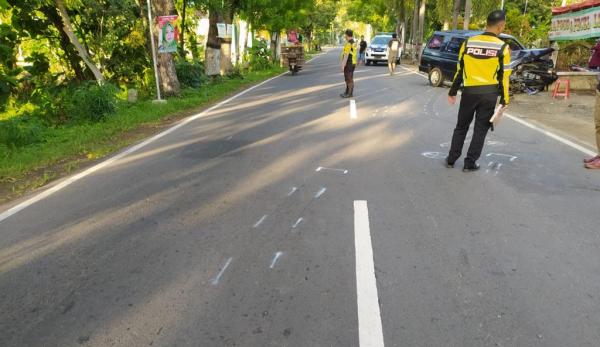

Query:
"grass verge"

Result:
[[0, 66, 285, 203]]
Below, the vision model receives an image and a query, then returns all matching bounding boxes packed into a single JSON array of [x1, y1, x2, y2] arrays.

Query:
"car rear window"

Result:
[[444, 37, 465, 54], [427, 35, 444, 50], [501, 37, 523, 51]]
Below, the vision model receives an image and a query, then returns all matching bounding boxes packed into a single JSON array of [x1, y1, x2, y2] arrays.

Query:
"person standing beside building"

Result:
[[584, 80, 600, 169], [446, 10, 511, 172], [359, 35, 368, 65], [589, 39, 600, 70], [387, 33, 401, 76], [340, 29, 357, 98]]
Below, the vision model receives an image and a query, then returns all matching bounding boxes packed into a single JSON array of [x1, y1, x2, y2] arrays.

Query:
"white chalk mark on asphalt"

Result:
[[270, 252, 283, 269], [316, 166, 349, 174], [292, 218, 304, 229], [486, 153, 518, 162], [253, 215, 268, 228], [350, 99, 358, 119], [353, 201, 385, 347], [422, 151, 444, 159], [315, 187, 327, 199], [211, 257, 233, 286], [287, 186, 298, 196]]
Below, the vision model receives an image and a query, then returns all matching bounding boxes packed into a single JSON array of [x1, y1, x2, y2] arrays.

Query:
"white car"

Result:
[[366, 35, 401, 65]]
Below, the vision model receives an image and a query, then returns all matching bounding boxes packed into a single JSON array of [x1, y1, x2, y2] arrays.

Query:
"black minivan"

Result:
[[419, 30, 525, 87]]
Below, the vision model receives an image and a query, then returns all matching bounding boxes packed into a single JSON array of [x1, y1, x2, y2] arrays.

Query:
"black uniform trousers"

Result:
[[448, 92, 498, 165], [344, 64, 355, 90]]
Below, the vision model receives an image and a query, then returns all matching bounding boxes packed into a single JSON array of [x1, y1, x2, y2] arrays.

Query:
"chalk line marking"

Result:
[[253, 215, 268, 228], [316, 166, 349, 174], [292, 217, 304, 229], [400, 65, 595, 157], [354, 201, 385, 347], [287, 187, 298, 196], [270, 251, 283, 269], [421, 151, 444, 159], [211, 257, 233, 286], [314, 187, 327, 199], [0, 49, 332, 223], [486, 153, 518, 162], [350, 99, 358, 119]]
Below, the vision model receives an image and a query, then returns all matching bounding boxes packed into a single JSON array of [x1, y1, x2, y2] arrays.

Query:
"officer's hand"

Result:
[[448, 95, 457, 105]]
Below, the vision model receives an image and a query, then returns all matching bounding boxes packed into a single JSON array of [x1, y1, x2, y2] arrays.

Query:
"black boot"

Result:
[[347, 86, 353, 98], [340, 86, 349, 98]]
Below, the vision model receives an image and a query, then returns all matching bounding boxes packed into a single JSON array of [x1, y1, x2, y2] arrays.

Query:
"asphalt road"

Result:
[[1, 48, 599, 347]]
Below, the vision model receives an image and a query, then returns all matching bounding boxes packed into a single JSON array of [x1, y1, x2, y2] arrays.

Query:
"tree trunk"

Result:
[[42, 5, 87, 81], [411, 0, 420, 45], [452, 0, 461, 30], [205, 9, 221, 76], [270, 31, 279, 62], [55, 0, 104, 82], [153, 0, 181, 96], [179, 0, 186, 57], [463, 0, 472, 30], [417, 0, 426, 62], [220, 6, 234, 75]]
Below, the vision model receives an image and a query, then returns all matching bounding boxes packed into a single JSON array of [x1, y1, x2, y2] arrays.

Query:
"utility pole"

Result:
[[146, 0, 163, 102]]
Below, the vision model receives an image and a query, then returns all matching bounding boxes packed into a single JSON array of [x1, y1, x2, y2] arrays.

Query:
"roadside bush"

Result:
[[176, 60, 205, 88], [66, 82, 118, 122], [0, 116, 46, 148], [247, 40, 272, 71]]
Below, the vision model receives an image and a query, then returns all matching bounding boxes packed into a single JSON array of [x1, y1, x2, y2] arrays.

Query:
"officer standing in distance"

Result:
[[446, 10, 511, 172], [340, 29, 357, 98]]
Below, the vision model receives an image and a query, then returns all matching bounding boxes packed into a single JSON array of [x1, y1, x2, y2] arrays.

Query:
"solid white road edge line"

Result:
[[350, 99, 358, 119], [0, 51, 331, 223], [504, 113, 596, 157], [354, 200, 385, 347]]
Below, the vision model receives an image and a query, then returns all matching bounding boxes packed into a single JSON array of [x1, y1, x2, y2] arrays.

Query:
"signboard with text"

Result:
[[550, 6, 600, 41]]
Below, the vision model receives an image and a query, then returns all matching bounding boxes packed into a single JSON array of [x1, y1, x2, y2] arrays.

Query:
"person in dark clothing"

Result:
[[446, 10, 511, 172], [359, 35, 367, 65], [340, 29, 357, 98], [589, 39, 600, 70]]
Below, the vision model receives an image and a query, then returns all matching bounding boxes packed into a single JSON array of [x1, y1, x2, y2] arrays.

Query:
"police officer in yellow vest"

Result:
[[446, 10, 511, 172], [340, 29, 358, 98]]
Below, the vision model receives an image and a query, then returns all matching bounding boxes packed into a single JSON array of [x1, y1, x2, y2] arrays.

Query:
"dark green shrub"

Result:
[[175, 60, 205, 88], [247, 40, 273, 71], [0, 116, 47, 148], [66, 82, 118, 122], [227, 65, 244, 80]]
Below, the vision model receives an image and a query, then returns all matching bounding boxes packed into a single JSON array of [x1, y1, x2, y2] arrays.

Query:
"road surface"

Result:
[[1, 49, 599, 347]]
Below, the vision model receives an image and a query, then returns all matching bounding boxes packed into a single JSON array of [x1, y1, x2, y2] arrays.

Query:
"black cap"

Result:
[[487, 10, 506, 25], [345, 29, 354, 37]]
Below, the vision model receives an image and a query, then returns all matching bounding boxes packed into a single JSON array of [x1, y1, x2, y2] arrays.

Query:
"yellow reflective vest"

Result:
[[449, 32, 512, 105], [342, 40, 358, 65]]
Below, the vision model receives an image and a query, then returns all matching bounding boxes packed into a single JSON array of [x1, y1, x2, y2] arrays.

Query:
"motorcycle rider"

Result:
[[446, 10, 511, 172]]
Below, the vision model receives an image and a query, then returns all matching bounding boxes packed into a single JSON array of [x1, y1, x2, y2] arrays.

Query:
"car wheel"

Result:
[[428, 67, 444, 87], [366, 60, 371, 66]]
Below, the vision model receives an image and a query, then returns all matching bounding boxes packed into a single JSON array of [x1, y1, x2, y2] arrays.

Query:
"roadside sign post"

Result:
[[146, 0, 164, 103]]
